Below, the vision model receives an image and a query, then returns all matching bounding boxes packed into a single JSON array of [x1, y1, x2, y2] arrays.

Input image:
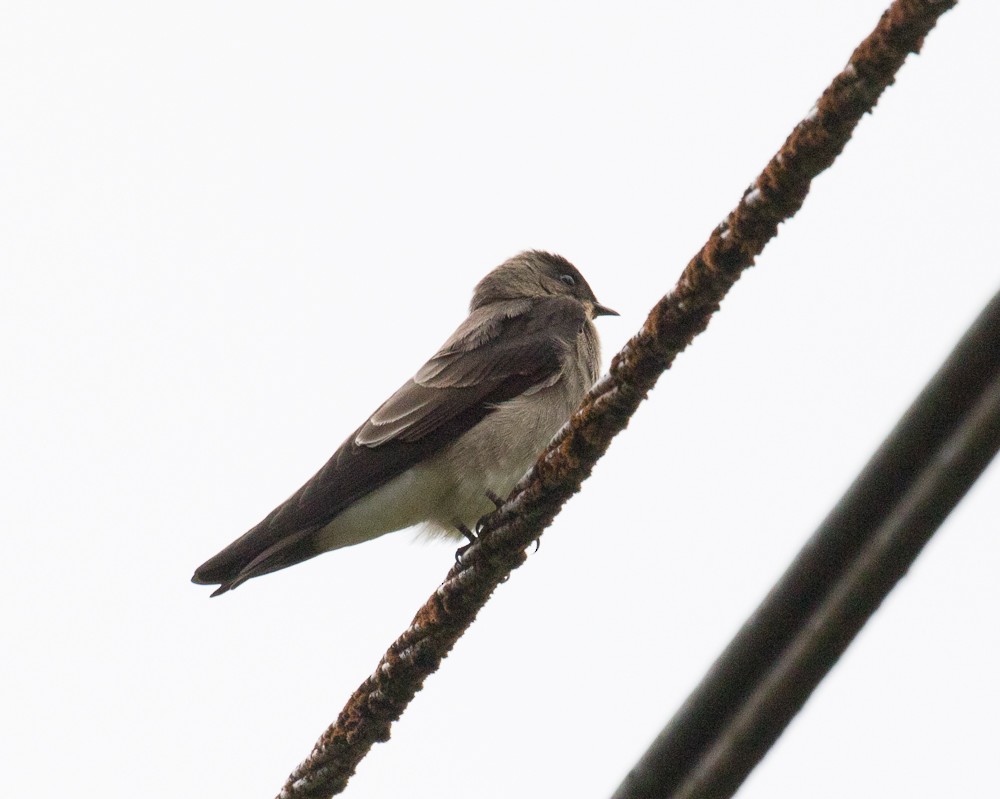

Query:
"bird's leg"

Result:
[[485, 489, 505, 510], [456, 522, 476, 544], [474, 490, 506, 536], [455, 522, 476, 564], [463, 490, 508, 551], [475, 491, 543, 556], [455, 491, 517, 564]]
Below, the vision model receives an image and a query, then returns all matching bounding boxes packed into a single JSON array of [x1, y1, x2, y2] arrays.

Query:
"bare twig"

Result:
[[277, 2, 958, 797]]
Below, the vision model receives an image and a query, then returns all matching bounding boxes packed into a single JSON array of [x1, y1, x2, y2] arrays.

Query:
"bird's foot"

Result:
[[455, 523, 477, 565], [456, 522, 477, 544]]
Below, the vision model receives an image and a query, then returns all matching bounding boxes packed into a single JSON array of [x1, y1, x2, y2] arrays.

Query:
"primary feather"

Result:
[[191, 251, 610, 595]]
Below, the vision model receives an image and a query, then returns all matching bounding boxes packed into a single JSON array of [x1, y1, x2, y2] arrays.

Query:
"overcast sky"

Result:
[[3, 2, 998, 797]]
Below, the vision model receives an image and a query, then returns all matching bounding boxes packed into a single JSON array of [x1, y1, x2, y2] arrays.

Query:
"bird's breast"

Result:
[[418, 324, 600, 535]]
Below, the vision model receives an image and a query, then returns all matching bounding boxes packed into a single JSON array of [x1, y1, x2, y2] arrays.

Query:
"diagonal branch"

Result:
[[277, 2, 958, 797]]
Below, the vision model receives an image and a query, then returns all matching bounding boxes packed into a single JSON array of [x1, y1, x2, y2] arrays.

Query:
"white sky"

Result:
[[3, 2, 998, 797]]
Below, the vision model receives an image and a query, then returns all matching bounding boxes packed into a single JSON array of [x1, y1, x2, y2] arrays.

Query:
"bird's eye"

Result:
[[559, 274, 576, 287]]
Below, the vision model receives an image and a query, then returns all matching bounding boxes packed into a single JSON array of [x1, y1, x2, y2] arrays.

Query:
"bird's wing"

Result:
[[192, 296, 587, 593]]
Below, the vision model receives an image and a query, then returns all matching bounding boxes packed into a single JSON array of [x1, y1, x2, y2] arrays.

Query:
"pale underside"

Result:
[[312, 340, 595, 552]]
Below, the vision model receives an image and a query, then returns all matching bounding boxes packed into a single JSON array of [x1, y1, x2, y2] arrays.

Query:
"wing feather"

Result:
[[192, 296, 587, 590]]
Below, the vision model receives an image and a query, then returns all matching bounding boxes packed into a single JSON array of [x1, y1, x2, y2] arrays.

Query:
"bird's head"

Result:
[[471, 250, 618, 319]]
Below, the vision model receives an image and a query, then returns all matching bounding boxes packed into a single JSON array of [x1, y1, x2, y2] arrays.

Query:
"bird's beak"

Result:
[[591, 302, 619, 318]]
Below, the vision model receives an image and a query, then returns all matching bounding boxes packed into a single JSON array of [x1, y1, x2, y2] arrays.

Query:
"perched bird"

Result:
[[192, 251, 617, 596]]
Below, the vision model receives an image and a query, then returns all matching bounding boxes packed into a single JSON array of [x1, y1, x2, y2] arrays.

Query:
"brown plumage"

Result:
[[192, 251, 616, 596]]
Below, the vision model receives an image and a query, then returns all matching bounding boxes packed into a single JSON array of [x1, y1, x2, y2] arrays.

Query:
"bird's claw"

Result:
[[455, 541, 474, 565], [455, 523, 477, 565]]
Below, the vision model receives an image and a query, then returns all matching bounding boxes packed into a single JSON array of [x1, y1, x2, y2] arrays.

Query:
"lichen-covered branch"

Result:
[[277, 2, 958, 796]]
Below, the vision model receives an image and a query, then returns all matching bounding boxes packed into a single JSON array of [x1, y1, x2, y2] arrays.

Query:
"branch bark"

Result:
[[277, 2, 959, 796]]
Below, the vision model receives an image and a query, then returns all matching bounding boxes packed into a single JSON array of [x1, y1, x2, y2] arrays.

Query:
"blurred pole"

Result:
[[612, 288, 1000, 799]]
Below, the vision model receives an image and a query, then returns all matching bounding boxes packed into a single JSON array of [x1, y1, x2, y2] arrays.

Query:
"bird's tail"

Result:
[[191, 527, 320, 596]]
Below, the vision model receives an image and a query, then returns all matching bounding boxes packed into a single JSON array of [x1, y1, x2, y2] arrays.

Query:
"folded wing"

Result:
[[192, 296, 587, 594]]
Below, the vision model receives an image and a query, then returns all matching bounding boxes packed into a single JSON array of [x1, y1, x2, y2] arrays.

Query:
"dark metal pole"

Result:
[[612, 288, 1000, 799]]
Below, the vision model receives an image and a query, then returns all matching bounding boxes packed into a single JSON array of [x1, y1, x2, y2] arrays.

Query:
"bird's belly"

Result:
[[311, 465, 450, 551], [314, 379, 588, 551], [418, 381, 585, 537]]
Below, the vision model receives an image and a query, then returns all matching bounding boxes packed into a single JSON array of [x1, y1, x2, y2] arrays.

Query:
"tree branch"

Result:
[[277, 2, 958, 796]]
